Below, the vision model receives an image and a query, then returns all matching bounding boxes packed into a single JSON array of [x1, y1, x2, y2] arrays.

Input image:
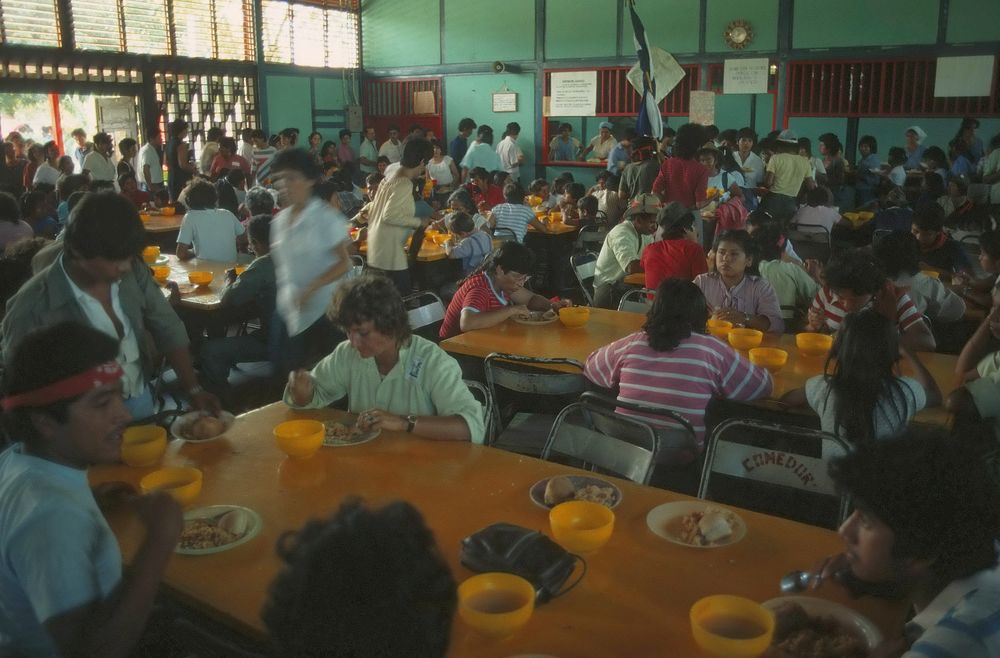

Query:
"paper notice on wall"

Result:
[[413, 90, 436, 115], [550, 71, 597, 116], [935, 56, 995, 97], [689, 91, 715, 126], [627, 46, 686, 102], [723, 58, 770, 94]]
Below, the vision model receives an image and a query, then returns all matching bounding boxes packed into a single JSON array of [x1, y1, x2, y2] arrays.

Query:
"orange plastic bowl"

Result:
[[142, 246, 161, 264], [188, 271, 213, 286], [273, 420, 325, 459], [748, 347, 788, 372], [160, 206, 176, 216], [690, 594, 775, 658], [458, 573, 535, 638], [707, 319, 733, 339], [558, 306, 590, 328], [549, 500, 615, 553], [121, 425, 167, 467], [728, 328, 764, 351], [139, 212, 152, 223], [234, 266, 247, 276], [151, 265, 170, 283], [796, 332, 833, 357], [140, 467, 202, 506]]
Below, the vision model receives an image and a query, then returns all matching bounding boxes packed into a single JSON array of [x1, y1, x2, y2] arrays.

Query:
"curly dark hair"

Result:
[[824, 250, 885, 296], [262, 498, 456, 658], [672, 123, 708, 160], [643, 279, 708, 351], [328, 273, 412, 343], [183, 178, 217, 210]]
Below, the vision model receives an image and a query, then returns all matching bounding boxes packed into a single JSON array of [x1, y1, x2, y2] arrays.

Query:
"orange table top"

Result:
[[528, 220, 579, 235], [142, 212, 184, 233], [159, 255, 241, 310], [89, 402, 906, 656], [624, 272, 645, 286], [439, 309, 955, 426], [357, 235, 504, 262]]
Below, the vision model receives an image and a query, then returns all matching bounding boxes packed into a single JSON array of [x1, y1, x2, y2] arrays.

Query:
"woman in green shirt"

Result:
[[285, 274, 485, 443]]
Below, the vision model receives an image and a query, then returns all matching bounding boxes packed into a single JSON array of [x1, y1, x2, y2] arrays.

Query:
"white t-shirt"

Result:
[[177, 208, 245, 262], [82, 152, 116, 183], [425, 156, 455, 186], [138, 143, 163, 186], [791, 204, 841, 233], [889, 165, 907, 187], [32, 162, 60, 186], [0, 445, 122, 656], [734, 151, 765, 188], [378, 139, 403, 163], [805, 375, 925, 439], [272, 197, 350, 335], [496, 135, 524, 180]]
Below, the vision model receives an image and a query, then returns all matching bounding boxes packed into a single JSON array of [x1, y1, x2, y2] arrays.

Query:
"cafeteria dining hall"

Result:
[[4, 0, 1000, 655]]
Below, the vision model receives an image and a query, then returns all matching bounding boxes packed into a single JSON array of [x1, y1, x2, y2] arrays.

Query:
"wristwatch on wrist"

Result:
[[406, 414, 417, 433]]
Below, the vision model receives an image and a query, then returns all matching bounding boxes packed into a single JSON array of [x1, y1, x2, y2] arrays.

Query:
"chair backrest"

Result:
[[542, 400, 660, 485], [483, 352, 587, 444], [575, 225, 605, 251], [494, 227, 519, 242], [346, 254, 365, 280], [617, 287, 653, 314], [402, 291, 446, 342], [960, 234, 983, 276], [464, 379, 494, 445], [698, 418, 852, 529], [581, 391, 697, 462], [871, 228, 893, 249], [787, 224, 832, 262], [569, 251, 599, 306]]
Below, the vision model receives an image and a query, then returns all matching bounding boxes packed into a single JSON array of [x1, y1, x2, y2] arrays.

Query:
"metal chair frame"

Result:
[[464, 379, 494, 446], [617, 287, 654, 314], [569, 250, 599, 306]]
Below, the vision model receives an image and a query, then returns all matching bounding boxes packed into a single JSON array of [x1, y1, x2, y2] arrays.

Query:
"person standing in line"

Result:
[[69, 128, 91, 173], [496, 122, 525, 182], [378, 125, 404, 163], [138, 128, 164, 194], [166, 119, 196, 204], [449, 118, 477, 174]]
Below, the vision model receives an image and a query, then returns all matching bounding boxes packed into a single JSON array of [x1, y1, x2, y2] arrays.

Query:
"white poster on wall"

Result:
[[689, 90, 715, 126], [935, 56, 995, 97], [550, 70, 598, 116], [723, 58, 770, 95]]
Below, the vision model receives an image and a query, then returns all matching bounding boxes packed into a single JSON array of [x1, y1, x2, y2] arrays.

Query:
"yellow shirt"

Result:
[[366, 174, 421, 271], [766, 153, 812, 197]]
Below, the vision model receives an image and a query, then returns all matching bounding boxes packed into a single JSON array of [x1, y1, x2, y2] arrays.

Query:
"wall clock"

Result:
[[724, 20, 754, 50]]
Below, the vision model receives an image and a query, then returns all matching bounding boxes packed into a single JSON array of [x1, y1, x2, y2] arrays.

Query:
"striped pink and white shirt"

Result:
[[810, 286, 923, 333], [584, 331, 773, 447]]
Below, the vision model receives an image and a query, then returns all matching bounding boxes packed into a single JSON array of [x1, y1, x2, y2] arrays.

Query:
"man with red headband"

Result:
[[1, 191, 219, 418], [0, 321, 182, 656]]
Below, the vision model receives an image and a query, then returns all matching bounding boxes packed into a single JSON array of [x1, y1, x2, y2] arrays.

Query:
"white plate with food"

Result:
[[153, 255, 170, 265], [513, 310, 558, 325], [530, 474, 622, 510], [323, 419, 381, 447], [762, 595, 881, 657], [646, 501, 746, 548], [176, 505, 262, 556], [170, 411, 236, 442]]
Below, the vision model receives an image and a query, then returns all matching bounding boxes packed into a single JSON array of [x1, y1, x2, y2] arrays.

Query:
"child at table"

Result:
[[558, 182, 586, 225], [874, 231, 966, 325], [432, 189, 488, 233], [953, 229, 1000, 309], [782, 309, 940, 442], [262, 499, 456, 658], [571, 195, 599, 230], [492, 183, 547, 242], [176, 179, 246, 262], [0, 321, 182, 657], [910, 205, 973, 276], [694, 229, 784, 333], [444, 212, 491, 276], [528, 178, 552, 209], [753, 222, 820, 330], [640, 202, 707, 288]]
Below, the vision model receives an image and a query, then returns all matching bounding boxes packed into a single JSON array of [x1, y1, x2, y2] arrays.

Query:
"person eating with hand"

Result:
[[0, 321, 182, 657], [284, 274, 485, 443]]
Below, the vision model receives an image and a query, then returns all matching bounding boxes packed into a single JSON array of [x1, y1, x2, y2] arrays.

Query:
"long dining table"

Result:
[[439, 308, 958, 427], [90, 402, 907, 657]]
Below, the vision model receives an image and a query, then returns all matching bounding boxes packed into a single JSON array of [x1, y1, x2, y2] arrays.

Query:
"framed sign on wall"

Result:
[[492, 92, 518, 112]]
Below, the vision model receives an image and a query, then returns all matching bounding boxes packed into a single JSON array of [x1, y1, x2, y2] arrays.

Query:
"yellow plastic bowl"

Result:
[[690, 595, 775, 658], [558, 306, 590, 328], [140, 467, 203, 506], [749, 347, 788, 372], [796, 332, 833, 357], [458, 572, 535, 638], [526, 195, 543, 207], [142, 246, 160, 263], [234, 265, 247, 276], [188, 271, 213, 286], [857, 211, 875, 221], [549, 500, 615, 553], [139, 213, 152, 223], [549, 211, 562, 222], [921, 269, 941, 279], [273, 420, 325, 459], [121, 425, 167, 467], [728, 328, 764, 351], [151, 265, 170, 283], [431, 233, 450, 245], [707, 319, 733, 338], [160, 206, 176, 216]]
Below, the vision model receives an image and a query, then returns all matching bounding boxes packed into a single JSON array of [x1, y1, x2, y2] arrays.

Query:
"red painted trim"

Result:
[[49, 93, 63, 155]]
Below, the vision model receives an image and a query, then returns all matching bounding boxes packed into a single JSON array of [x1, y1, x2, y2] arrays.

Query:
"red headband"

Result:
[[1, 361, 123, 412]]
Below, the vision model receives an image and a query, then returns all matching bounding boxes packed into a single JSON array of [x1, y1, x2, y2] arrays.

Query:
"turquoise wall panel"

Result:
[[793, 0, 938, 49], [361, 0, 440, 68], [786, 117, 849, 144], [705, 0, 779, 53], [547, 0, 617, 60], [443, 0, 535, 64], [857, 118, 1000, 163], [946, 0, 1000, 43], [620, 0, 700, 56], [264, 75, 313, 135], [443, 73, 536, 174]]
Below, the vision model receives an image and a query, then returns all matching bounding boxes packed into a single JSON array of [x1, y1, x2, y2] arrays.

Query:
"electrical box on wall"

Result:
[[346, 105, 363, 132]]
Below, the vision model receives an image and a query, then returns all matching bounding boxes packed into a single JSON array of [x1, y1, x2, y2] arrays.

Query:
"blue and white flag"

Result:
[[626, 0, 685, 140]]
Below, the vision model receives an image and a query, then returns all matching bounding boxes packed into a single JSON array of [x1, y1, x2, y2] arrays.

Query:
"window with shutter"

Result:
[[0, 0, 62, 48], [71, 0, 124, 52], [122, 0, 170, 55], [171, 0, 214, 59], [260, 0, 358, 69]]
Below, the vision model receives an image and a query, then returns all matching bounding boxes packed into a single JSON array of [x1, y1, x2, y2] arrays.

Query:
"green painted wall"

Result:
[[547, 0, 616, 60], [857, 118, 1000, 164], [443, 0, 535, 64], [793, 0, 939, 49], [786, 117, 849, 146], [946, 0, 1000, 44], [713, 93, 775, 135], [620, 0, 700, 56], [263, 75, 313, 136], [443, 73, 536, 174], [705, 0, 778, 53], [361, 0, 440, 68]]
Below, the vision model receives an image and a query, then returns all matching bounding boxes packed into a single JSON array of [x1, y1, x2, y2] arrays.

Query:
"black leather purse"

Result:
[[459, 522, 586, 604]]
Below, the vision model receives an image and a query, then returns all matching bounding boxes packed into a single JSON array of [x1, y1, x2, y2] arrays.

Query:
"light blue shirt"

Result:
[[460, 142, 502, 173], [607, 143, 630, 174], [0, 445, 122, 657], [905, 566, 1000, 658]]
